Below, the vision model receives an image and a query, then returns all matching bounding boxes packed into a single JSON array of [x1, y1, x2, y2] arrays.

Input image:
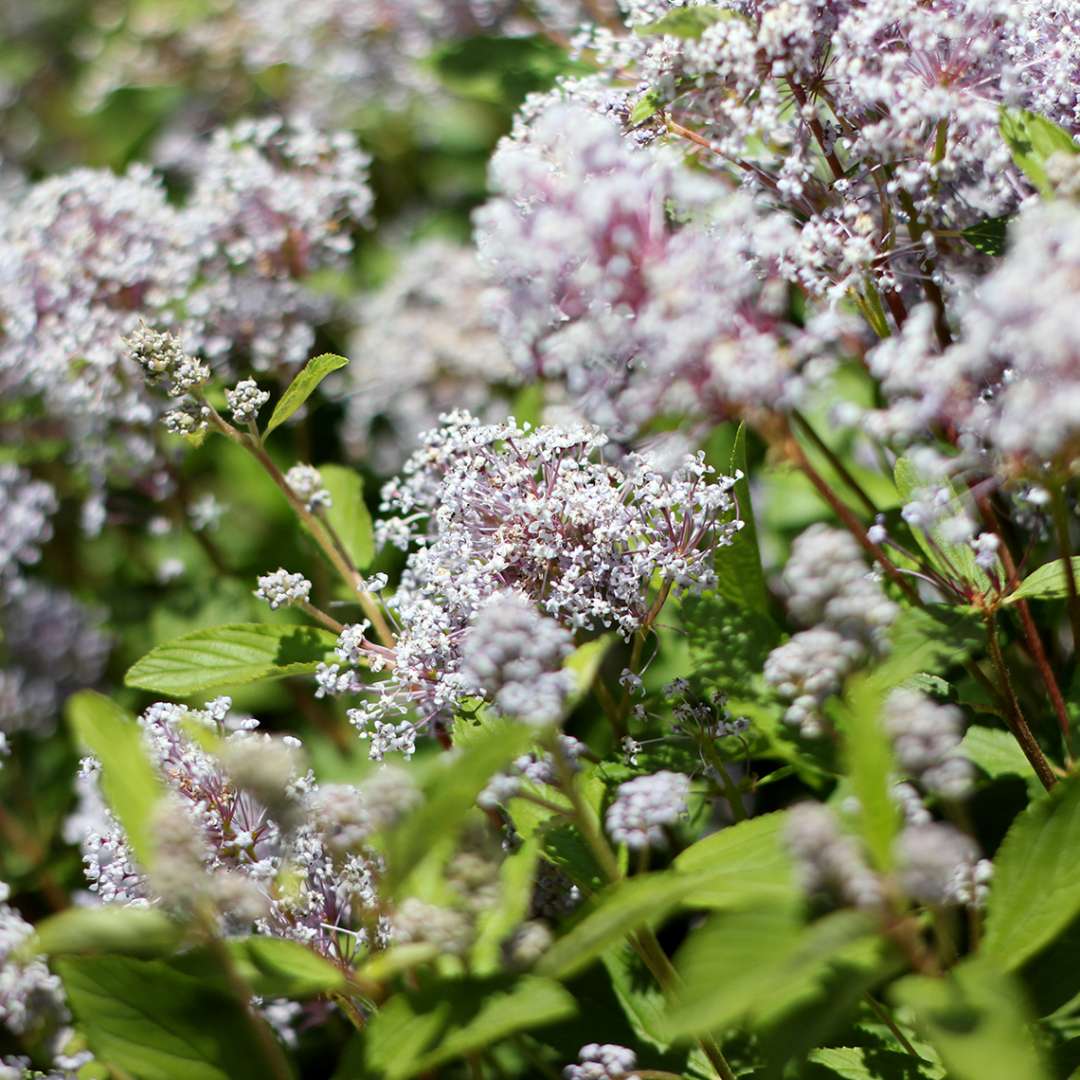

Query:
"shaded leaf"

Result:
[[57, 954, 283, 1080], [1006, 556, 1080, 604], [892, 957, 1049, 1080], [983, 772, 1080, 970], [227, 937, 346, 999], [33, 907, 182, 959], [125, 623, 337, 696], [958, 725, 1036, 782], [1000, 107, 1079, 198], [962, 216, 1010, 256]]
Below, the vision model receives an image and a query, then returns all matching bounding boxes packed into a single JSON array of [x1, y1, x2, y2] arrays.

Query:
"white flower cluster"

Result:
[[564, 1043, 639, 1080], [573, 0, 1079, 302], [460, 592, 576, 725], [284, 464, 332, 512], [895, 823, 989, 907], [0, 880, 66, 1036], [339, 240, 518, 474], [786, 802, 884, 911], [764, 525, 897, 736], [884, 689, 973, 800], [0, 115, 370, 491], [69, 698, 389, 961], [0, 465, 56, 577], [476, 104, 839, 440], [344, 412, 741, 746], [605, 770, 690, 850], [254, 568, 313, 610], [225, 378, 270, 424], [868, 201, 1080, 472]]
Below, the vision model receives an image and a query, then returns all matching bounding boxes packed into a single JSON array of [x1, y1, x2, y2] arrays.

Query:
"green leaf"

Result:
[[318, 464, 374, 571], [806, 1046, 942, 1079], [1000, 107, 1079, 198], [674, 810, 795, 907], [537, 871, 700, 979], [566, 634, 615, 707], [716, 422, 768, 614], [602, 942, 671, 1051], [983, 772, 1080, 970], [471, 835, 540, 974], [125, 623, 338, 696], [663, 906, 876, 1038], [634, 5, 731, 38], [264, 352, 348, 436], [342, 975, 576, 1080], [961, 216, 1010, 256], [33, 907, 183, 959], [57, 954, 286, 1080], [958, 725, 1036, 782], [227, 937, 346, 999], [865, 606, 982, 694], [383, 721, 534, 893], [67, 692, 164, 867], [1005, 556, 1080, 604], [841, 676, 900, 872], [892, 957, 1049, 1080], [630, 88, 664, 125]]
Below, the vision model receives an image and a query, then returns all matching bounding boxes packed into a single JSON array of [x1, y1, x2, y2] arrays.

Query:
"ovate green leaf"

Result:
[[264, 352, 349, 436], [125, 623, 337, 695], [1000, 107, 1079, 198], [318, 464, 374, 570], [983, 772, 1080, 970], [634, 5, 732, 38], [66, 692, 164, 866], [57, 954, 284, 1080], [1005, 556, 1080, 604], [891, 957, 1049, 1080], [227, 937, 346, 999]]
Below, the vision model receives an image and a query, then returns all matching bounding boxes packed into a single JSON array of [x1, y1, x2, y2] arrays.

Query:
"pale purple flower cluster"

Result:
[[764, 525, 897, 736], [884, 688, 973, 800], [476, 104, 839, 439], [339, 240, 517, 474], [604, 770, 690, 849], [342, 411, 740, 750], [460, 591, 576, 725], [564, 1043, 639, 1080]]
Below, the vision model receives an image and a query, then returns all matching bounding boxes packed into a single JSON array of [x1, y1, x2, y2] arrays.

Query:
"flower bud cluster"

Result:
[[225, 378, 270, 424], [564, 1043, 639, 1080], [884, 689, 973, 800], [284, 464, 332, 512], [605, 770, 689, 850], [765, 525, 897, 736], [255, 568, 313, 610]]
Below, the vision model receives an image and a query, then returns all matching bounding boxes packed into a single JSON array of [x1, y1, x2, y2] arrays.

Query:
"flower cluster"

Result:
[[605, 770, 690, 850], [884, 688, 973, 800], [339, 240, 518, 473], [764, 525, 897, 736], [564, 1043, 639, 1080], [340, 411, 740, 750], [476, 103, 841, 439]]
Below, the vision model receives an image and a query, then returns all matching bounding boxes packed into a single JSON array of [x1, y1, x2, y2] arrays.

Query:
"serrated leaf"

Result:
[[125, 623, 338, 696], [318, 464, 374, 570], [891, 957, 1049, 1080], [1005, 556, 1080, 604], [983, 772, 1080, 970], [634, 5, 731, 38], [806, 1046, 941, 1079], [663, 906, 876, 1038], [57, 954, 284, 1080], [958, 725, 1036, 782], [674, 810, 795, 907], [602, 942, 671, 1051], [264, 352, 348, 436], [1000, 107, 1079, 198], [341, 975, 576, 1080], [841, 676, 900, 872], [227, 937, 346, 999], [67, 692, 164, 867], [961, 216, 1010, 256], [33, 907, 183, 959]]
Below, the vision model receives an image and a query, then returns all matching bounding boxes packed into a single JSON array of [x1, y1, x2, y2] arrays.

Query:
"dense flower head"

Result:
[[884, 688, 973, 799], [605, 770, 690, 849], [459, 591, 576, 724], [564, 1043, 639, 1080], [0, 465, 56, 577], [476, 103, 840, 439], [867, 201, 1080, 472], [343, 412, 741, 749], [0, 881, 67, 1037], [69, 698, 384, 961], [572, 0, 1080, 301], [339, 240, 517, 474], [765, 524, 897, 735], [786, 802, 884, 910]]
